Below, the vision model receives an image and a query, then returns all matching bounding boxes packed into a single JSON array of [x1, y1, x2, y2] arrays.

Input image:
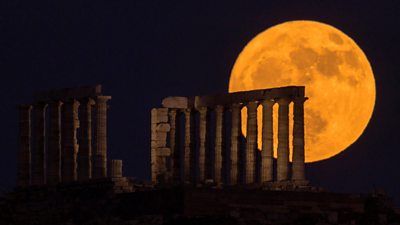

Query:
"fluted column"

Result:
[[184, 108, 194, 184], [168, 109, 180, 183], [93, 96, 111, 179], [292, 97, 307, 182], [32, 103, 47, 186], [108, 159, 123, 178], [245, 101, 258, 184], [277, 98, 290, 181], [261, 99, 274, 183], [17, 105, 32, 188], [230, 103, 241, 185], [198, 107, 208, 183], [78, 98, 95, 181], [47, 101, 63, 185], [214, 105, 224, 184], [62, 99, 80, 183]]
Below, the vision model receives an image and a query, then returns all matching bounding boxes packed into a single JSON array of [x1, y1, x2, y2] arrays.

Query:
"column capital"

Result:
[[215, 105, 224, 113], [183, 108, 192, 114], [246, 101, 258, 109], [198, 106, 207, 114], [96, 95, 112, 103], [169, 108, 177, 116], [276, 98, 292, 105], [229, 103, 242, 111], [293, 97, 308, 104], [261, 99, 275, 107]]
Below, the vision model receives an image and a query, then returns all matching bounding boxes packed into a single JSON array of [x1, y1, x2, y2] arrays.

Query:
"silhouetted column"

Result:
[[62, 99, 80, 183], [108, 159, 123, 178], [78, 98, 95, 181], [292, 97, 307, 182], [47, 101, 63, 185], [184, 108, 194, 184], [230, 103, 241, 185], [168, 109, 180, 183], [198, 107, 208, 183], [17, 105, 32, 188], [93, 96, 111, 179], [261, 99, 274, 183], [32, 102, 47, 186], [277, 98, 290, 181], [214, 105, 224, 184], [245, 101, 258, 184]]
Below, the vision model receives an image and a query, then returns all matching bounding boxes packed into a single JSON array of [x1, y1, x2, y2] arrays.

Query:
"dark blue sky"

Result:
[[2, 1, 400, 204]]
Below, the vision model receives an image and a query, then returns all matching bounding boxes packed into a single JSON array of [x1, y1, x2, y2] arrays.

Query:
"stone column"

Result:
[[108, 159, 123, 178], [47, 101, 63, 185], [245, 101, 258, 184], [198, 107, 208, 183], [32, 102, 47, 186], [78, 98, 95, 181], [277, 98, 290, 181], [292, 97, 307, 182], [93, 96, 111, 179], [62, 99, 80, 183], [17, 105, 32, 188], [183, 108, 194, 184], [261, 100, 274, 183], [168, 109, 180, 183], [151, 108, 170, 184], [214, 105, 224, 184], [230, 103, 241, 185]]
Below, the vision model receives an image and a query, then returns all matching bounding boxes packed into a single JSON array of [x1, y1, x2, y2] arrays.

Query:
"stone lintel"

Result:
[[34, 85, 102, 102], [162, 97, 192, 109], [194, 86, 304, 109]]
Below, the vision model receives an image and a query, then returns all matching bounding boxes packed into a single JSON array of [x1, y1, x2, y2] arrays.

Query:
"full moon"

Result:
[[229, 20, 375, 163]]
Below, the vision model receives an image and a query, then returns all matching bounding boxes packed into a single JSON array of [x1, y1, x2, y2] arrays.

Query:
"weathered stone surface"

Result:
[[169, 109, 180, 183], [34, 85, 102, 102], [93, 96, 111, 179], [195, 86, 304, 108], [277, 98, 290, 182], [162, 96, 189, 109], [151, 108, 169, 123], [78, 97, 95, 181], [108, 159, 123, 178], [62, 99, 80, 183], [156, 123, 170, 132], [214, 105, 224, 184], [261, 100, 274, 183], [292, 97, 307, 182], [156, 147, 171, 156], [230, 103, 241, 185], [184, 109, 194, 184], [47, 101, 63, 185], [198, 107, 208, 182], [245, 101, 258, 184]]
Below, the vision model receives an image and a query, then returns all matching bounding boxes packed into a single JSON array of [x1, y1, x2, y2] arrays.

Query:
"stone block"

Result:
[[151, 108, 169, 123], [156, 123, 170, 132], [157, 147, 171, 156], [162, 96, 189, 108]]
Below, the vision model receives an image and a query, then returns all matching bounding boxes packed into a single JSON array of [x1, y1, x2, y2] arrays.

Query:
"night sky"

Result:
[[2, 1, 400, 204]]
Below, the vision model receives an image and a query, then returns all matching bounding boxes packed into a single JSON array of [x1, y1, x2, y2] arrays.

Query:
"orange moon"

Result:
[[229, 20, 375, 163]]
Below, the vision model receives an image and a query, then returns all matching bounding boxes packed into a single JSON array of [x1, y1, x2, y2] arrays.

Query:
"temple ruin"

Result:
[[16, 85, 132, 192], [151, 86, 308, 189]]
